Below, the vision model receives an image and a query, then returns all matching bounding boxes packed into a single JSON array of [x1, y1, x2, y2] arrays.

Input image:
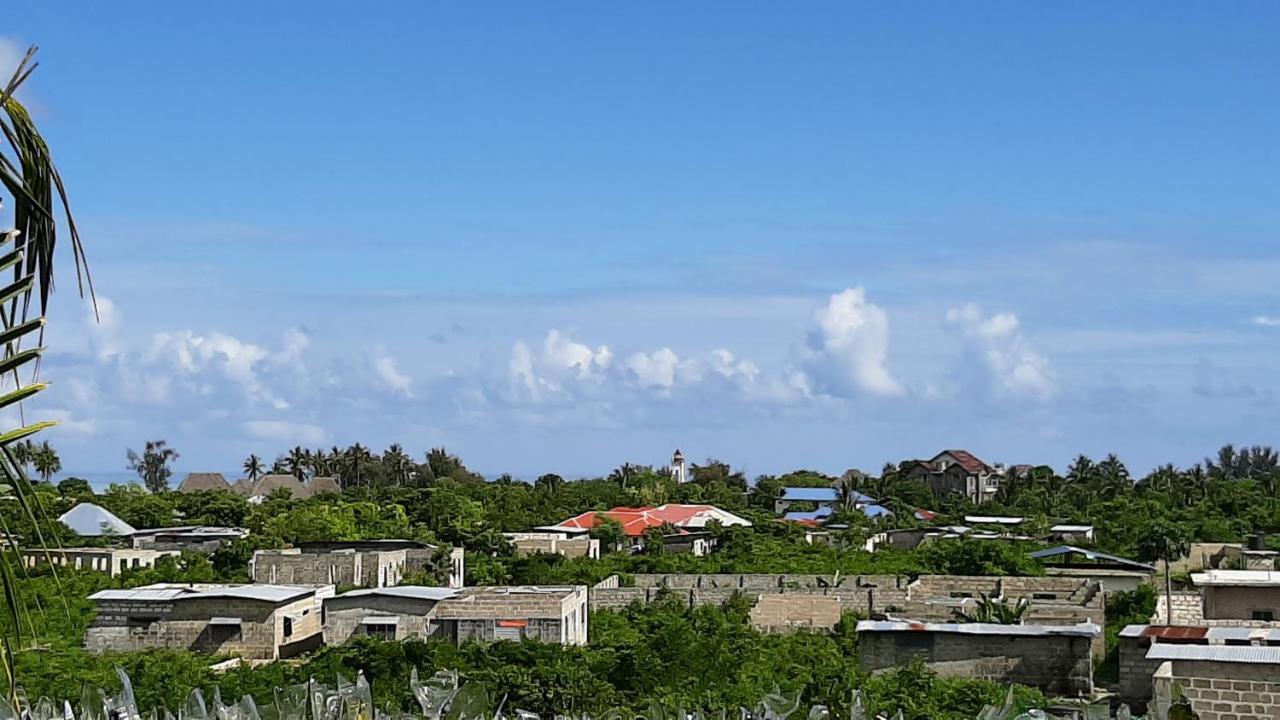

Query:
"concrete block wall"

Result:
[[1117, 636, 1165, 706], [86, 596, 320, 660], [1154, 591, 1204, 624], [858, 631, 1094, 697], [749, 594, 842, 632], [1153, 660, 1280, 720]]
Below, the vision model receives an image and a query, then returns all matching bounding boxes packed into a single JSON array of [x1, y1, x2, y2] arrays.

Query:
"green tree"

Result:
[[126, 440, 180, 493], [56, 477, 92, 499], [31, 441, 60, 483], [1135, 518, 1192, 623]]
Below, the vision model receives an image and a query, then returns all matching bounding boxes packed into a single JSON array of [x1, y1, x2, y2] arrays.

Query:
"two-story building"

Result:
[[902, 450, 1000, 504]]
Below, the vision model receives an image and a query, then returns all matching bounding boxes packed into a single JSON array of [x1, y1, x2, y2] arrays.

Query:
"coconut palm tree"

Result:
[[0, 46, 95, 698], [243, 453, 265, 481], [283, 445, 309, 481], [31, 440, 58, 483]]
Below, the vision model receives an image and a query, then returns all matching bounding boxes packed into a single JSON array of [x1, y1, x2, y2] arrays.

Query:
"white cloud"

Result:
[[625, 348, 682, 388], [944, 303, 1056, 402], [1252, 316, 1280, 327], [241, 419, 328, 446], [373, 349, 413, 396], [796, 288, 903, 398]]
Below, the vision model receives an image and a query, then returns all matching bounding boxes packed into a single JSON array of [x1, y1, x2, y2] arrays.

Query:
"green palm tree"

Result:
[[31, 441, 58, 483], [243, 453, 265, 481], [284, 445, 309, 481], [0, 46, 95, 700]]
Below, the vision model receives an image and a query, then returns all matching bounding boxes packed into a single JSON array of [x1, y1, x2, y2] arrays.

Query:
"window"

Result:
[[364, 623, 396, 640], [283, 617, 294, 638], [1252, 610, 1276, 622], [949, 592, 973, 599], [1032, 593, 1058, 601]]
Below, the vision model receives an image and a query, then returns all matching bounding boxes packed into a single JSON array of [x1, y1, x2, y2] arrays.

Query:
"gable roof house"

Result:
[[902, 450, 1001, 504], [176, 472, 232, 493], [546, 504, 750, 556]]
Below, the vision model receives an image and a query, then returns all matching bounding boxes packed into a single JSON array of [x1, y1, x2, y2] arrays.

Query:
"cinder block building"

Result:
[[434, 586, 588, 645], [323, 584, 589, 646], [503, 532, 600, 559], [20, 547, 179, 576], [323, 586, 458, 644], [1116, 624, 1280, 710], [251, 541, 463, 589], [85, 583, 329, 660], [129, 526, 249, 553], [856, 620, 1098, 696], [1149, 644, 1280, 720], [1191, 569, 1280, 621]]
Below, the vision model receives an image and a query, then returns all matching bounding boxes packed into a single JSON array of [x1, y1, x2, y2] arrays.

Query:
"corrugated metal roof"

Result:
[[779, 487, 841, 502], [58, 503, 136, 537], [1050, 524, 1094, 532], [338, 586, 458, 601], [193, 585, 312, 603], [856, 620, 1100, 638], [208, 617, 242, 626], [91, 583, 313, 605], [1119, 625, 1280, 643], [89, 588, 194, 602], [963, 515, 1024, 525], [1027, 546, 1155, 572], [1191, 570, 1280, 586], [360, 616, 401, 625], [1147, 644, 1280, 664]]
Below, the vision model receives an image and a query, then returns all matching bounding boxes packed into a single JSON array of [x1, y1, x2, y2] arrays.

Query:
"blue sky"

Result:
[[5, 3, 1280, 482]]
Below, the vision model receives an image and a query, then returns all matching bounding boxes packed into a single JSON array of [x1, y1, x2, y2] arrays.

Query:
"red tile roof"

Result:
[[552, 504, 742, 537], [935, 449, 994, 475]]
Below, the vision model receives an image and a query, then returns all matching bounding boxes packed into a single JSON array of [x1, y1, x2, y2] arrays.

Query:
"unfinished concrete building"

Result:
[[434, 586, 588, 645], [323, 585, 588, 646], [19, 547, 179, 577], [323, 586, 458, 644], [503, 532, 600, 559], [1117, 624, 1280, 710], [85, 583, 328, 660], [591, 573, 1104, 649], [856, 620, 1099, 696], [130, 526, 249, 553], [1149, 645, 1280, 720], [1191, 569, 1280, 622], [251, 541, 463, 589]]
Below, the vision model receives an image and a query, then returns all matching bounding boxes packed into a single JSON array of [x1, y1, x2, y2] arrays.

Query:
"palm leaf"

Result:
[[0, 46, 94, 705]]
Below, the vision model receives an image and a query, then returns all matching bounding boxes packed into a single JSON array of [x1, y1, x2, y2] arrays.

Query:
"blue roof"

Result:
[[779, 487, 839, 502], [783, 504, 893, 522], [783, 506, 835, 522]]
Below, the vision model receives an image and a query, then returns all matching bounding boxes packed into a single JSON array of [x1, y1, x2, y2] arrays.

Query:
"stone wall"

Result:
[[858, 630, 1093, 696], [1152, 659, 1280, 720]]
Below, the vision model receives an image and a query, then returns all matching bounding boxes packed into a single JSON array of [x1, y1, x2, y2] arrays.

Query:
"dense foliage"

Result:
[[4, 570, 1042, 719]]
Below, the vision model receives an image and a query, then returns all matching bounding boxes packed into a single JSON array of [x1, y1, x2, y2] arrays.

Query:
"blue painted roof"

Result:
[[783, 504, 893, 522], [779, 487, 839, 502], [780, 487, 877, 503], [783, 506, 835, 522]]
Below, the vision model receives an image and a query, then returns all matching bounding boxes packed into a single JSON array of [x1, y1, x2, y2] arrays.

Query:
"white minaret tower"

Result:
[[670, 449, 687, 484]]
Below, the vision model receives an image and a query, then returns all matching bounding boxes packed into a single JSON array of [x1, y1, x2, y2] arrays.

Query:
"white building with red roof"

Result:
[[542, 504, 751, 555]]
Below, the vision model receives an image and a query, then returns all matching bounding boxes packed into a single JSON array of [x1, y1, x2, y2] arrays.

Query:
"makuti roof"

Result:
[[176, 472, 231, 493], [58, 503, 136, 537]]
